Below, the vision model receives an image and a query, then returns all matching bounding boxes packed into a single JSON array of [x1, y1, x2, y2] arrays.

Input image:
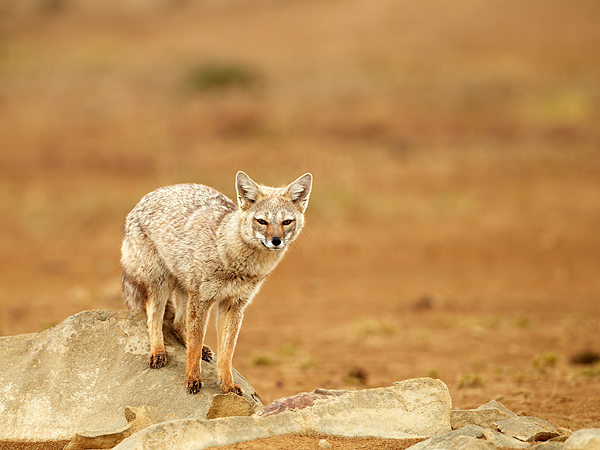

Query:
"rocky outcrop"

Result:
[[0, 310, 262, 444], [113, 377, 453, 450], [409, 402, 571, 450]]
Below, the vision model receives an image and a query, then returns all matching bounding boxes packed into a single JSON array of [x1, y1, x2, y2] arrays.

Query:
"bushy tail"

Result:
[[121, 270, 147, 312]]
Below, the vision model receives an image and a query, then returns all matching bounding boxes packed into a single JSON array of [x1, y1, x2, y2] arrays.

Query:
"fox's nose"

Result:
[[271, 237, 282, 247]]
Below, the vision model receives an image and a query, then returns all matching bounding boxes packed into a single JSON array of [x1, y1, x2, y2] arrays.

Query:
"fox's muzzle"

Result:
[[261, 236, 284, 250]]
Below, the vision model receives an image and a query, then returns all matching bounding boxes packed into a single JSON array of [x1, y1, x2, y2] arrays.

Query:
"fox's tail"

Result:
[[121, 270, 147, 312]]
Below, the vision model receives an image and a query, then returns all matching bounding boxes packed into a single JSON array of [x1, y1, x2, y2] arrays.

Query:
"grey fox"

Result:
[[121, 171, 312, 395]]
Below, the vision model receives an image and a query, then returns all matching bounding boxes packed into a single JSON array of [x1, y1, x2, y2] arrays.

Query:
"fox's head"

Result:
[[236, 171, 312, 251]]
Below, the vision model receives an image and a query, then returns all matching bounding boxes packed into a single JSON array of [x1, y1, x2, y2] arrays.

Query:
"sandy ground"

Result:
[[0, 0, 599, 447]]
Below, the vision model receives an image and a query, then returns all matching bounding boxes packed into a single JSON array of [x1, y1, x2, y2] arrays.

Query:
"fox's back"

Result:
[[125, 183, 236, 248]]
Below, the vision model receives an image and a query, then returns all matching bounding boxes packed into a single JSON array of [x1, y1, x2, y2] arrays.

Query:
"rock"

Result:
[[451, 400, 517, 430], [406, 426, 494, 450], [318, 439, 332, 449], [255, 388, 350, 417], [477, 400, 518, 417], [206, 393, 256, 419], [114, 378, 453, 450], [64, 406, 164, 450], [123, 405, 165, 428], [557, 429, 574, 438], [482, 428, 531, 449], [0, 310, 262, 443], [496, 416, 561, 442], [64, 425, 134, 450], [531, 442, 566, 450], [64, 406, 163, 450], [564, 429, 600, 450]]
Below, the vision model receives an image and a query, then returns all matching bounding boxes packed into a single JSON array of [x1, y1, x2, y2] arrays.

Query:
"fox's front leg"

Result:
[[216, 300, 246, 396], [184, 295, 211, 394]]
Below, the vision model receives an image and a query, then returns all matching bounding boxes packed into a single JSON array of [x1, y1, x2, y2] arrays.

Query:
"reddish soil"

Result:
[[1, 0, 599, 447]]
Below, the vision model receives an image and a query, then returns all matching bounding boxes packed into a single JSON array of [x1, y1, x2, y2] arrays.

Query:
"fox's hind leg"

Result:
[[147, 277, 174, 369], [173, 286, 188, 345]]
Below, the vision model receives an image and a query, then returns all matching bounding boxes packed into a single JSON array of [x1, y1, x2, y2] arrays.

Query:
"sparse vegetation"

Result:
[[298, 357, 319, 371], [343, 367, 369, 386], [483, 315, 502, 330], [457, 373, 486, 389], [425, 369, 439, 379], [531, 352, 558, 378], [278, 344, 300, 358], [577, 366, 600, 379], [514, 317, 532, 329], [184, 62, 260, 93], [251, 354, 275, 367], [348, 319, 396, 339]]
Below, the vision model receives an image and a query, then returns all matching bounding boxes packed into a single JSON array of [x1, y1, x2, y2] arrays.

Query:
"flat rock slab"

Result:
[[497, 416, 560, 442], [482, 428, 531, 449], [451, 400, 517, 430], [0, 310, 262, 442], [406, 425, 494, 450], [114, 377, 453, 450]]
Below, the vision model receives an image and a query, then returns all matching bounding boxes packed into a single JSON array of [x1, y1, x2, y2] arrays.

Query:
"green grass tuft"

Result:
[[185, 62, 259, 92]]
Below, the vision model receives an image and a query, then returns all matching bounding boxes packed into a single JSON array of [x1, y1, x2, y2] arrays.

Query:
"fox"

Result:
[[120, 171, 312, 395]]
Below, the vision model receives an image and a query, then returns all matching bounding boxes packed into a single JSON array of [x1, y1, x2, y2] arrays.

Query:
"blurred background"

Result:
[[1, 0, 599, 427]]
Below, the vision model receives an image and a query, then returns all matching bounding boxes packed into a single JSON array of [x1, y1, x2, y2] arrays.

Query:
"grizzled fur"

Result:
[[121, 171, 312, 395]]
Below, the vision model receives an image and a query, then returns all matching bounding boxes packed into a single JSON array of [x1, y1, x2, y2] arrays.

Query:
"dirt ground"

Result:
[[1, 0, 599, 446]]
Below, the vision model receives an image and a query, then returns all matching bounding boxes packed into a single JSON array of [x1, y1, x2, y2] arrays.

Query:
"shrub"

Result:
[[185, 62, 259, 92]]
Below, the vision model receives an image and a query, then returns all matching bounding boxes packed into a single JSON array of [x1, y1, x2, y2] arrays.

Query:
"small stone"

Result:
[[206, 393, 256, 419], [557, 428, 574, 437], [564, 428, 600, 450], [318, 439, 332, 449]]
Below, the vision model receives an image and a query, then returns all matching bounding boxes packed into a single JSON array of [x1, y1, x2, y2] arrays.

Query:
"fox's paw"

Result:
[[185, 378, 203, 394], [202, 345, 214, 362], [149, 352, 167, 369], [221, 382, 243, 396]]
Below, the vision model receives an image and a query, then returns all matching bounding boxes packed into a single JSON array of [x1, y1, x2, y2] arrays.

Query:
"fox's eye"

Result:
[[282, 219, 293, 225], [256, 218, 268, 225]]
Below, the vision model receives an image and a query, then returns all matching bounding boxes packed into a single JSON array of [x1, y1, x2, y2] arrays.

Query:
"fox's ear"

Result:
[[284, 173, 312, 212], [236, 171, 262, 210]]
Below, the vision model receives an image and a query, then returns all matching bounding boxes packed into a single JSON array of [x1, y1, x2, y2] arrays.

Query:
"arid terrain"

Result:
[[1, 0, 599, 444]]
